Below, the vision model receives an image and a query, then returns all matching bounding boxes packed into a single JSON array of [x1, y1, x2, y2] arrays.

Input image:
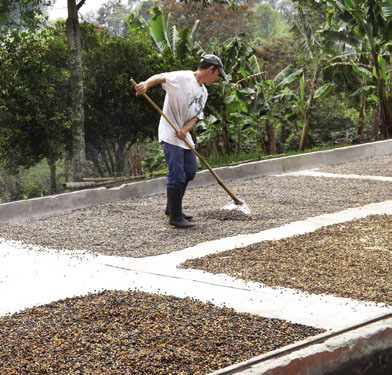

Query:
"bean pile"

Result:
[[0, 176, 391, 258], [320, 155, 392, 177], [0, 290, 323, 375], [180, 215, 392, 305]]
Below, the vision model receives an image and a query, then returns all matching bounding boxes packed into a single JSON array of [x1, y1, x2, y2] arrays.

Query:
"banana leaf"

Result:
[[190, 20, 200, 42], [352, 64, 373, 82], [350, 85, 376, 96], [170, 25, 178, 57], [383, 0, 392, 17], [149, 5, 166, 44], [322, 30, 361, 47], [378, 55, 388, 83], [314, 83, 335, 102], [300, 73, 305, 108], [274, 68, 304, 92], [273, 65, 295, 87]]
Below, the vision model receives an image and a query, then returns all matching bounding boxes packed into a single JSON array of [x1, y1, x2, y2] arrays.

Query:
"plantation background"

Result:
[[1, 0, 391, 202]]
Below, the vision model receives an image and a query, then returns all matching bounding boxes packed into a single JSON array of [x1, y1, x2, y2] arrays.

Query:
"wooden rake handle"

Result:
[[130, 79, 241, 205]]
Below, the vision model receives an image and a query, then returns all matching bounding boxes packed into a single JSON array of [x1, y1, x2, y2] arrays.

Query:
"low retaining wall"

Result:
[[1, 140, 391, 223], [210, 314, 392, 375]]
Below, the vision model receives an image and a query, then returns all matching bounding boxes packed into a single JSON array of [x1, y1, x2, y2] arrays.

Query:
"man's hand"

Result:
[[134, 75, 166, 96], [135, 81, 148, 96], [176, 117, 198, 141], [177, 129, 187, 141]]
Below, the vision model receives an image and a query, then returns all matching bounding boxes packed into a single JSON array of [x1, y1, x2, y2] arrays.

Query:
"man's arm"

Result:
[[134, 74, 166, 96], [177, 117, 198, 141]]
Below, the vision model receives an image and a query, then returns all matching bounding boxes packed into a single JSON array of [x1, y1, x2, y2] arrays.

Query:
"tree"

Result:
[[127, 3, 201, 62], [0, 0, 51, 30], [0, 27, 71, 194], [82, 24, 167, 176], [161, 0, 255, 46], [96, 0, 129, 37], [66, 0, 87, 181], [250, 1, 290, 44], [290, 3, 333, 151], [236, 64, 304, 154], [210, 35, 257, 154], [323, 0, 392, 139]]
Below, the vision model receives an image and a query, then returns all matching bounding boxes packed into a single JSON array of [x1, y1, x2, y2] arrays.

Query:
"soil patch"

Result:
[[180, 215, 392, 305], [0, 290, 323, 375]]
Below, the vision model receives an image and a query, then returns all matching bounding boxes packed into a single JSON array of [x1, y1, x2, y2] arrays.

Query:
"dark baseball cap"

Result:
[[200, 54, 228, 81]]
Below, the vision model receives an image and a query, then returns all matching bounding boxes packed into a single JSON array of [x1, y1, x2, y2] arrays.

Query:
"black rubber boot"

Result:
[[164, 182, 193, 220], [167, 187, 194, 228]]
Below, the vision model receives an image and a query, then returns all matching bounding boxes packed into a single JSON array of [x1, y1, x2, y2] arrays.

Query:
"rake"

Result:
[[131, 79, 250, 215]]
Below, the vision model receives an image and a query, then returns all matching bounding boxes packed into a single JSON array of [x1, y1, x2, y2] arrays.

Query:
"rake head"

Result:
[[222, 200, 251, 215]]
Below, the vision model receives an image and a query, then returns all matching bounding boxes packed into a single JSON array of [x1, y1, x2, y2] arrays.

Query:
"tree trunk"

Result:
[[66, 0, 86, 182], [88, 146, 105, 177], [378, 87, 392, 139], [299, 57, 323, 151], [222, 107, 231, 155], [237, 128, 241, 154], [373, 52, 392, 139], [358, 93, 366, 139], [266, 118, 276, 154], [372, 107, 379, 140], [11, 171, 22, 201], [63, 150, 72, 182], [260, 135, 268, 155], [47, 157, 57, 194]]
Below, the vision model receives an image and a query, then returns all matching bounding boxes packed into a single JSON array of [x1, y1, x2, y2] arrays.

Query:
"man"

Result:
[[135, 54, 227, 228]]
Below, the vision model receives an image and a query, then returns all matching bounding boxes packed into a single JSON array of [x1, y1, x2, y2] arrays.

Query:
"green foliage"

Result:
[[141, 141, 167, 177], [323, 0, 392, 137], [0, 0, 50, 31], [255, 35, 304, 78], [0, 159, 69, 202], [127, 3, 201, 61], [0, 26, 71, 174], [250, 2, 290, 44], [80, 22, 169, 176], [96, 0, 131, 37], [311, 95, 359, 145]]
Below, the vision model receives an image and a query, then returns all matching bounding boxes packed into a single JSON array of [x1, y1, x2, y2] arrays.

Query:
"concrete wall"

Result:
[[210, 316, 392, 375], [1, 139, 391, 223]]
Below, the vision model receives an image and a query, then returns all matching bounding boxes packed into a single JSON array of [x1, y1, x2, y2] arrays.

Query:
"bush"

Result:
[[140, 140, 167, 177], [0, 160, 69, 203], [311, 95, 358, 145]]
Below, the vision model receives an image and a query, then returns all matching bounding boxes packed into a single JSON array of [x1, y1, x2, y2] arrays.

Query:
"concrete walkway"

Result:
[[1, 192, 391, 331], [1, 156, 391, 375]]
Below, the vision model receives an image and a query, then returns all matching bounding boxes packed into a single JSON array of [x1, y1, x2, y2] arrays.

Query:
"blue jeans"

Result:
[[162, 142, 197, 189]]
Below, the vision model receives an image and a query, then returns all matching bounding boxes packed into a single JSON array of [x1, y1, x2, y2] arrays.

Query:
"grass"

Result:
[[202, 143, 351, 169]]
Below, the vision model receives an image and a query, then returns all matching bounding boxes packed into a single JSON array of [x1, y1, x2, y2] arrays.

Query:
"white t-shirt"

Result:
[[159, 70, 208, 149]]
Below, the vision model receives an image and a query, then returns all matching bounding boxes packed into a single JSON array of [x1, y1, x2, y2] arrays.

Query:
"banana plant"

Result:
[[322, 0, 392, 138], [290, 4, 335, 151], [197, 35, 257, 155], [126, 4, 200, 61], [234, 64, 305, 154], [277, 71, 335, 137]]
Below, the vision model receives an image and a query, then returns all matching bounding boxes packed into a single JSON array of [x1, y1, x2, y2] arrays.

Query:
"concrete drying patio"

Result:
[[0, 141, 391, 374]]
